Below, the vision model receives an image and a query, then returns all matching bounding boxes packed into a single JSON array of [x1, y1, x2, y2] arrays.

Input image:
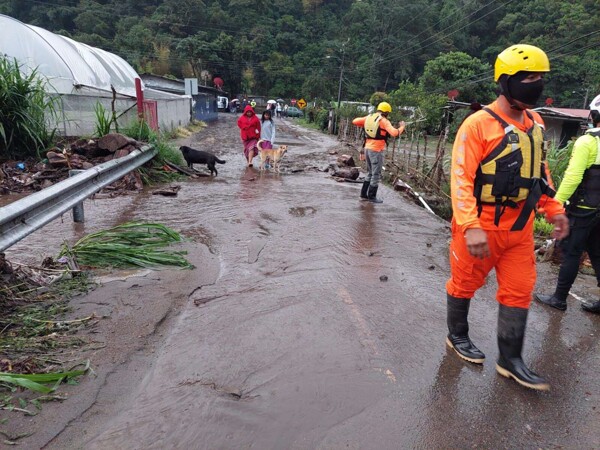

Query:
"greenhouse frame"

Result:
[[0, 14, 191, 136]]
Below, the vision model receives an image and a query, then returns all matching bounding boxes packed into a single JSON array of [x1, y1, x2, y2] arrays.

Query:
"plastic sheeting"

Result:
[[0, 14, 142, 96]]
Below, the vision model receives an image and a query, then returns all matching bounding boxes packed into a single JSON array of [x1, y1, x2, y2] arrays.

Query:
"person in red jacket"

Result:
[[237, 105, 261, 167]]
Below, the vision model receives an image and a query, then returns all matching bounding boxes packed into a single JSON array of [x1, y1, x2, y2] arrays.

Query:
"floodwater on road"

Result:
[[9, 114, 599, 449]]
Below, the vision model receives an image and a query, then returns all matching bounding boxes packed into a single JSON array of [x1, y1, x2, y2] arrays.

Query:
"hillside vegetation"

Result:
[[1, 0, 599, 106]]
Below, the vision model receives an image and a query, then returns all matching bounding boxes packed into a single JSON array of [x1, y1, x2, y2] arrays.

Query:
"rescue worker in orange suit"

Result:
[[445, 44, 569, 391], [352, 102, 406, 203], [535, 93, 600, 314]]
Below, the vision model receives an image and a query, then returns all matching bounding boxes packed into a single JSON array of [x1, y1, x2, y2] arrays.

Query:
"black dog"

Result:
[[180, 146, 226, 176]]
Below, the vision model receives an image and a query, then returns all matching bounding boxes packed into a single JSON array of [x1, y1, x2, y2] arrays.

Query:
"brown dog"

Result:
[[257, 140, 288, 172]]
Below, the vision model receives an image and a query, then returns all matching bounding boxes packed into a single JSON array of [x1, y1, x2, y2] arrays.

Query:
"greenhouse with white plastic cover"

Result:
[[0, 14, 191, 136]]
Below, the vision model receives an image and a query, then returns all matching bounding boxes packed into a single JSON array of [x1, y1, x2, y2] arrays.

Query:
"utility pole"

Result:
[[336, 47, 345, 110]]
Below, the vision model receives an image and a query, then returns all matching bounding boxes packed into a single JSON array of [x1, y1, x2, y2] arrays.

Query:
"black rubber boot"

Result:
[[367, 185, 383, 203], [360, 180, 370, 201], [582, 299, 600, 314], [533, 292, 567, 311], [446, 294, 485, 364], [496, 305, 550, 391]]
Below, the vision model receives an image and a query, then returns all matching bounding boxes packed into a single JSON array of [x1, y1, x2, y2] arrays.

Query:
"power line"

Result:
[[376, 0, 486, 62], [376, 0, 514, 67], [9, 0, 256, 37]]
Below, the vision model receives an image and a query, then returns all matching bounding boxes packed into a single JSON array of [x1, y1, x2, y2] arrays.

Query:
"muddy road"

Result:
[[6, 113, 599, 449]]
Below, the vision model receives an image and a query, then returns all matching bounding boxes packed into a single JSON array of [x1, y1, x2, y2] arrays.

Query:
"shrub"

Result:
[[547, 139, 573, 188], [121, 119, 153, 142], [0, 57, 58, 160]]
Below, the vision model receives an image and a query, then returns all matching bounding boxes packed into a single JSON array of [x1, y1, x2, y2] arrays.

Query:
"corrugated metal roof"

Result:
[[533, 107, 590, 120]]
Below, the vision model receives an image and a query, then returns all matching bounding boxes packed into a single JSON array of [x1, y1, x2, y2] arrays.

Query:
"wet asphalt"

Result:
[[7, 113, 599, 449]]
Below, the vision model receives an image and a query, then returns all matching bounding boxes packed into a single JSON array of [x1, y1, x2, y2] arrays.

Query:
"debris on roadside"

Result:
[[327, 162, 360, 182], [164, 162, 209, 177], [393, 176, 436, 215], [59, 222, 194, 270], [152, 185, 181, 197], [0, 256, 95, 415], [0, 133, 182, 197], [337, 154, 355, 167]]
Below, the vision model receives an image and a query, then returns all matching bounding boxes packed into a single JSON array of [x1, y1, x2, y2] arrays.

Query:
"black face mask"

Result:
[[506, 73, 544, 107]]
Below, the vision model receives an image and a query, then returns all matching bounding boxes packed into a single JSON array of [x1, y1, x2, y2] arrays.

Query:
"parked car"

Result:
[[286, 106, 304, 118]]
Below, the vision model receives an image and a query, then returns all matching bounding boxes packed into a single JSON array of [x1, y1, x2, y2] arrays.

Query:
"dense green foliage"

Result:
[[1, 0, 599, 107], [0, 57, 57, 159]]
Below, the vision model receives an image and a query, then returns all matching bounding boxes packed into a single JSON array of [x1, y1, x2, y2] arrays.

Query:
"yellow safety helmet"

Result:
[[494, 44, 550, 82], [377, 102, 392, 113]]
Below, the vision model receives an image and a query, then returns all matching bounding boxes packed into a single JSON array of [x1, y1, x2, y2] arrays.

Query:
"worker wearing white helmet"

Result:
[[535, 93, 600, 314]]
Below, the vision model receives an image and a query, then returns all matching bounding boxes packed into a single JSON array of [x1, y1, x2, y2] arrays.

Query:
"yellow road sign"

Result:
[[297, 98, 307, 109]]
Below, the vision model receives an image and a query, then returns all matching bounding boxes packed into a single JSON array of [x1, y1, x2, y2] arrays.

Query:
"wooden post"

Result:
[[423, 133, 428, 173], [415, 133, 421, 172], [135, 78, 144, 120], [111, 85, 119, 133]]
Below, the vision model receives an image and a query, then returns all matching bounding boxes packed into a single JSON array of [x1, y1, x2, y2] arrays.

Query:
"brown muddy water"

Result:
[[6, 114, 599, 449]]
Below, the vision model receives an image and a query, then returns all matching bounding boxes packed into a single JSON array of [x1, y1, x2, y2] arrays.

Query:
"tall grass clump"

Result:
[[0, 57, 58, 160], [93, 101, 113, 137], [59, 222, 193, 269], [121, 118, 153, 142], [121, 119, 185, 184]]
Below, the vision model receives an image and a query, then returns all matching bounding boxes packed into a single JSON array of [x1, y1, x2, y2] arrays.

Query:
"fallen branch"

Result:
[[30, 314, 95, 325], [164, 162, 195, 176]]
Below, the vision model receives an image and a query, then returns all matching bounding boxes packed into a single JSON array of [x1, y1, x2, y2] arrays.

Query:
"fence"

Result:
[[336, 118, 451, 189]]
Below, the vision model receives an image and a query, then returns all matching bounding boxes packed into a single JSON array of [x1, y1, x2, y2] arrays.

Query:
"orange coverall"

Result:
[[445, 101, 565, 308]]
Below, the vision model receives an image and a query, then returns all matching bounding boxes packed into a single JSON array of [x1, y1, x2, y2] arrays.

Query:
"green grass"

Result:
[[0, 271, 95, 416], [0, 56, 58, 159], [534, 215, 555, 238], [0, 362, 89, 394], [93, 101, 113, 137], [59, 222, 194, 270]]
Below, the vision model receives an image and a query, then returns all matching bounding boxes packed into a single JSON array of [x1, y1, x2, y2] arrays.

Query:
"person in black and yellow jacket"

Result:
[[535, 94, 600, 314]]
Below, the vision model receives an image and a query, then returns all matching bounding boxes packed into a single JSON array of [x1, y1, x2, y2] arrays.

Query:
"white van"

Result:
[[217, 96, 229, 111], [339, 101, 374, 113]]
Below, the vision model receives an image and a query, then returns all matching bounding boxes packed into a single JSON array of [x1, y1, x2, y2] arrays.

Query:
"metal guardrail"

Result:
[[0, 144, 157, 252]]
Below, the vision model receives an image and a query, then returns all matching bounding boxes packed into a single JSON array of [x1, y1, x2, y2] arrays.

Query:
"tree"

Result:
[[389, 81, 447, 132], [419, 51, 496, 104]]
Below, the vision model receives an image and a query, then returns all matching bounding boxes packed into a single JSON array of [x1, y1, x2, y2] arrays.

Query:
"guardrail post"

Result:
[[0, 144, 157, 252], [69, 170, 86, 222]]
